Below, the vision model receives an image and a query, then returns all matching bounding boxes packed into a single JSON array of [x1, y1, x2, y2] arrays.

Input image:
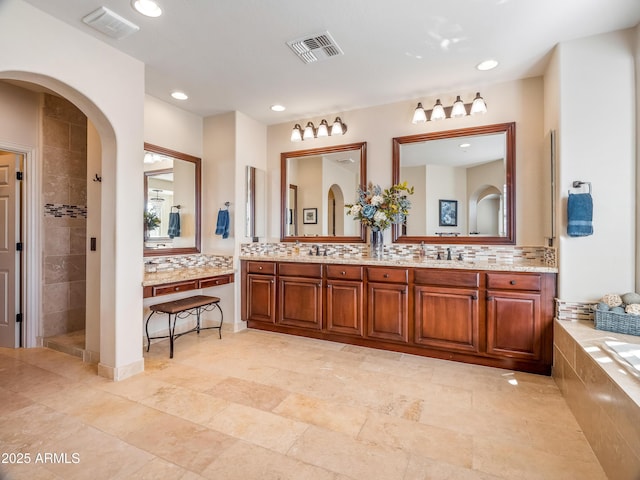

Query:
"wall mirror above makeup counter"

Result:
[[392, 122, 515, 245], [281, 142, 367, 243], [143, 143, 201, 256]]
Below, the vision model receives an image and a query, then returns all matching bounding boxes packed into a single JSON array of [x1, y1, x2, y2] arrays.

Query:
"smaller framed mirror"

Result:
[[143, 143, 201, 256], [281, 142, 367, 242]]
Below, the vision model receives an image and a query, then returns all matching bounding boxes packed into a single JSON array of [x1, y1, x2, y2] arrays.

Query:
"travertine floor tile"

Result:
[[0, 329, 607, 480]]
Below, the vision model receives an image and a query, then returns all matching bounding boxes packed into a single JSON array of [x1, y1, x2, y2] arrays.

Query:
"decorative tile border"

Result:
[[44, 203, 87, 218], [144, 253, 234, 272], [240, 242, 556, 267], [556, 299, 596, 321]]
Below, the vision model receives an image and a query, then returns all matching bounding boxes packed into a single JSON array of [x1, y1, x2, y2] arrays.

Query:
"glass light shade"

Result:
[[470, 92, 487, 115], [430, 99, 446, 121], [412, 103, 427, 124], [331, 117, 346, 136], [450, 96, 467, 118], [290, 124, 303, 142], [303, 122, 316, 140], [317, 119, 329, 137]]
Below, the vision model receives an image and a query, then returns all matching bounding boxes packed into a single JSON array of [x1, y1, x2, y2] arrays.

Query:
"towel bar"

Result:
[[569, 180, 591, 195]]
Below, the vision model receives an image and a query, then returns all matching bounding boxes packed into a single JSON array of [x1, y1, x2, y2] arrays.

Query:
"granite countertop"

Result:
[[238, 254, 557, 273], [142, 266, 235, 287]]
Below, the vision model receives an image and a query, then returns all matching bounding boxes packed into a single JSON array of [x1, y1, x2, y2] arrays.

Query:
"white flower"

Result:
[[350, 204, 362, 215], [373, 211, 387, 224], [370, 195, 384, 206]]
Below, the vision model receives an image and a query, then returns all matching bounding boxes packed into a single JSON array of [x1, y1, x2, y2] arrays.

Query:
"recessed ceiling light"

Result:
[[171, 91, 188, 100], [476, 59, 498, 71], [270, 104, 286, 112], [132, 0, 162, 18], [459, 143, 471, 148]]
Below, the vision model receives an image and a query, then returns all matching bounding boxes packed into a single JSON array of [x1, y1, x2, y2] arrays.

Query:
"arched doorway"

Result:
[[327, 184, 345, 236], [469, 184, 503, 236]]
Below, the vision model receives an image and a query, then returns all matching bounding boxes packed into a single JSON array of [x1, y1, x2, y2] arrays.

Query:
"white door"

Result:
[[0, 152, 19, 348]]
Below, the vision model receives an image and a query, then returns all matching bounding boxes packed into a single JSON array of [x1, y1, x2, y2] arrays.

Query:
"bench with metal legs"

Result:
[[145, 295, 223, 358]]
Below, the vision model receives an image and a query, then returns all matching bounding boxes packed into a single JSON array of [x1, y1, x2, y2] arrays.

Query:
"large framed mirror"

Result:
[[281, 142, 367, 242], [143, 143, 201, 256], [392, 122, 515, 244]]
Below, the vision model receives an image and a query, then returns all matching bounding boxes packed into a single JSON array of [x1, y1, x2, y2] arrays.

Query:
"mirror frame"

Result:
[[392, 122, 516, 245], [143, 142, 202, 257], [281, 142, 367, 243]]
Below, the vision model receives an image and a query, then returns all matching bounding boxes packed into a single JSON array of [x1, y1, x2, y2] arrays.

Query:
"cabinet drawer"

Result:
[[486, 273, 541, 291], [414, 269, 479, 288], [247, 261, 276, 275], [367, 267, 408, 284], [326, 264, 363, 281], [152, 280, 198, 296], [279, 262, 322, 278], [199, 274, 233, 289]]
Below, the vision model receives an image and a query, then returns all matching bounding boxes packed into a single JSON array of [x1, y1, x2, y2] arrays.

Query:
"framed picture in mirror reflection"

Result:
[[439, 199, 458, 227], [303, 208, 317, 224]]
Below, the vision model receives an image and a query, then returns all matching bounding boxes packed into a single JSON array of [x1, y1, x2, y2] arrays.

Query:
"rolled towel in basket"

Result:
[[567, 192, 593, 237]]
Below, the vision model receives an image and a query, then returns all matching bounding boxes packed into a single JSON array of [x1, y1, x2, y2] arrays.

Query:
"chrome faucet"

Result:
[[446, 247, 452, 260], [309, 245, 320, 256]]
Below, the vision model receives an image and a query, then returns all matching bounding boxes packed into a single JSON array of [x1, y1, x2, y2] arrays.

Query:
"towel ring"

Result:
[[569, 181, 591, 195]]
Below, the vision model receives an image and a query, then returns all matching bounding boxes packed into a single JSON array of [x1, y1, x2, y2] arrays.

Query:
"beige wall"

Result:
[[0, 0, 145, 379], [555, 28, 636, 301], [267, 77, 548, 245]]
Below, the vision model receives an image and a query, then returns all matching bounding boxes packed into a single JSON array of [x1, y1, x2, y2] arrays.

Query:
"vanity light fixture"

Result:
[[303, 122, 316, 140], [411, 93, 487, 124], [290, 117, 347, 142], [132, 0, 162, 17], [290, 124, 303, 142]]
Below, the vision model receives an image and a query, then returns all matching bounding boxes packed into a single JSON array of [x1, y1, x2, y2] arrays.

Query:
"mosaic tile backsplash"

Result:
[[144, 254, 234, 273], [240, 242, 557, 267], [44, 203, 87, 218]]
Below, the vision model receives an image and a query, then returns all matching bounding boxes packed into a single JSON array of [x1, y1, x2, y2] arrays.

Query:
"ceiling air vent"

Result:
[[82, 6, 140, 39], [287, 31, 344, 64]]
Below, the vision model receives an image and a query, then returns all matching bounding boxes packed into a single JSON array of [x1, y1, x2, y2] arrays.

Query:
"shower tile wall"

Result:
[[42, 94, 87, 337]]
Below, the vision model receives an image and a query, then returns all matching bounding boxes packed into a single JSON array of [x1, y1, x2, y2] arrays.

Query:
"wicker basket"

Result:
[[594, 309, 640, 336]]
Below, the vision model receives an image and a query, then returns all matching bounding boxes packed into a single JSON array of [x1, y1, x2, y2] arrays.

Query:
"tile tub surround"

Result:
[[241, 243, 556, 270], [0, 329, 606, 479], [553, 319, 640, 479], [240, 243, 557, 273]]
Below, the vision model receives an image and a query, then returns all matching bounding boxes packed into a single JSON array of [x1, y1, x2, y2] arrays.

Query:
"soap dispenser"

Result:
[[293, 240, 300, 255], [418, 241, 426, 259]]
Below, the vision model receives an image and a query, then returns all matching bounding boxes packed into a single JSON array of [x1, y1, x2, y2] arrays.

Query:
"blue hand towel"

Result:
[[167, 212, 181, 238], [567, 193, 593, 237], [215, 209, 230, 239]]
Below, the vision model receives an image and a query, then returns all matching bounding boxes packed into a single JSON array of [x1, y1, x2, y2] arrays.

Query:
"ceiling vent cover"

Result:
[[82, 6, 140, 39], [287, 31, 344, 64]]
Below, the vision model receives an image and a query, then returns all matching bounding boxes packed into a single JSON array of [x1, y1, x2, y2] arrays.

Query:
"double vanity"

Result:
[[241, 254, 556, 375]]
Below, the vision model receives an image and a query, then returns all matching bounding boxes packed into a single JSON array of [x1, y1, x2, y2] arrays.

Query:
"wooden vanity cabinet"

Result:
[[245, 261, 277, 324], [485, 272, 549, 363], [366, 267, 409, 343], [325, 265, 364, 337], [241, 260, 556, 374], [413, 269, 481, 354], [278, 263, 323, 330]]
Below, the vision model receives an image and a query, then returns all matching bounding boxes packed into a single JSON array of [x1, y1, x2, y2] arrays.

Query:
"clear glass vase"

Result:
[[369, 230, 384, 258]]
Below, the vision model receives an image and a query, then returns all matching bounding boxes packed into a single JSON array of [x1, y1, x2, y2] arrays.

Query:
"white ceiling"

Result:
[[23, 0, 640, 125]]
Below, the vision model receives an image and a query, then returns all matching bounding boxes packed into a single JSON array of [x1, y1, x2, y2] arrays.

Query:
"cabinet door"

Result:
[[414, 285, 480, 353], [486, 290, 542, 360], [367, 282, 409, 343], [326, 279, 363, 337], [279, 276, 323, 330], [247, 274, 276, 324]]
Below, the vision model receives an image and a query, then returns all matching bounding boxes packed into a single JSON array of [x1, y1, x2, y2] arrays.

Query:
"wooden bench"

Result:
[[145, 295, 223, 358]]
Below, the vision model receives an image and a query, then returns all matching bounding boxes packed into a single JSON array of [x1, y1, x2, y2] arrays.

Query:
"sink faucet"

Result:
[[446, 247, 452, 260], [309, 245, 320, 256]]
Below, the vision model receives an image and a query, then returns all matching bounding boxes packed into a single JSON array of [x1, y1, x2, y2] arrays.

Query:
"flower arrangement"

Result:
[[144, 210, 161, 231], [346, 181, 414, 231]]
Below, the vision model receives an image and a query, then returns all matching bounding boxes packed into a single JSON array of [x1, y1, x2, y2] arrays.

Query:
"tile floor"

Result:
[[0, 329, 607, 480]]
